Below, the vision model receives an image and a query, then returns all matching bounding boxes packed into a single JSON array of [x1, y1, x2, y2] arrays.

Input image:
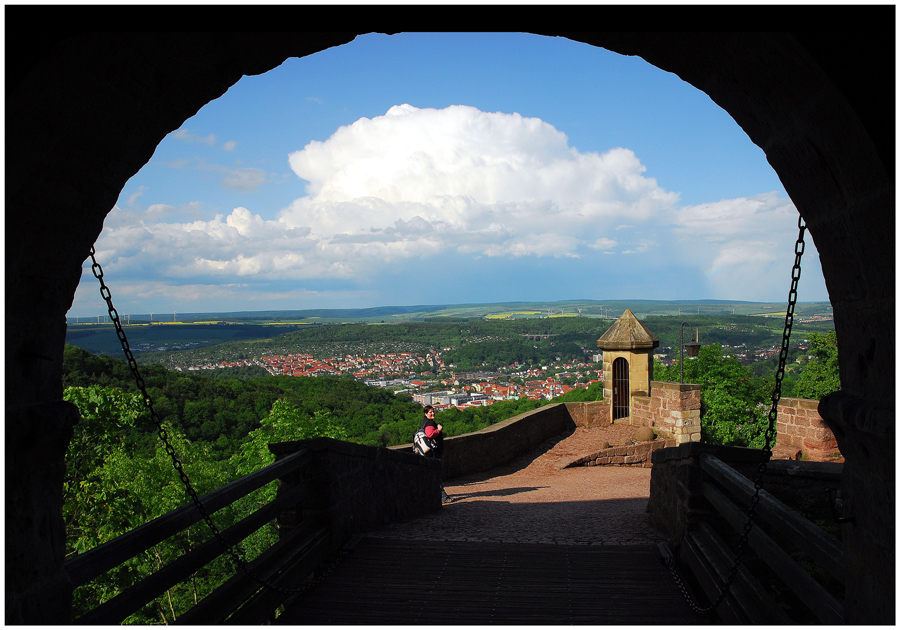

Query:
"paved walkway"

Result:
[[277, 425, 708, 625], [368, 424, 669, 545]]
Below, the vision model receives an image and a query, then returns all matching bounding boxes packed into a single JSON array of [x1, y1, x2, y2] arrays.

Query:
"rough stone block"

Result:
[[805, 434, 839, 450]]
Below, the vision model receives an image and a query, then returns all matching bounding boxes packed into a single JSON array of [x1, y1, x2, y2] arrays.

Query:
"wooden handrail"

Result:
[[175, 521, 330, 624], [699, 452, 844, 584], [689, 452, 845, 623], [76, 484, 310, 625], [683, 521, 791, 623], [65, 435, 445, 625], [66, 448, 312, 587], [703, 482, 844, 623]]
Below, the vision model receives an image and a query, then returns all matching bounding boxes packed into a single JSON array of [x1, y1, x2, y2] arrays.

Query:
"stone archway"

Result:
[[6, 20, 894, 624]]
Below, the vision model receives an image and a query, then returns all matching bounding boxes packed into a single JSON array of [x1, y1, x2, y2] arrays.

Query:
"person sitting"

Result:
[[419, 405, 452, 504]]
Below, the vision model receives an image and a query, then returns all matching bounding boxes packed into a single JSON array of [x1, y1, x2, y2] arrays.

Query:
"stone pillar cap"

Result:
[[597, 309, 660, 350]]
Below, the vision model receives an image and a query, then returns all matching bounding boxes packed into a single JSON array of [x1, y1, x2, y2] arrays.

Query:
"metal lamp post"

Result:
[[680, 322, 701, 383]]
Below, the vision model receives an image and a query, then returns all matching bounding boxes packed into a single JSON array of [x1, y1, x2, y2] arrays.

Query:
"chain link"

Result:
[[662, 216, 807, 615], [88, 247, 342, 601]]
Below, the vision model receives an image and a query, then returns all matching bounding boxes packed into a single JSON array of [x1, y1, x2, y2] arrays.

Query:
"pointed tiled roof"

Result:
[[596, 309, 660, 350]]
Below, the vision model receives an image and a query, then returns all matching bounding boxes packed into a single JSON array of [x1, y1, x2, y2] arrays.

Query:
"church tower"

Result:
[[596, 309, 660, 422]]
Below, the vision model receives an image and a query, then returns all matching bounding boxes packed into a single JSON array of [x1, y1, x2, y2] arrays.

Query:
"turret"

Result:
[[596, 309, 659, 421]]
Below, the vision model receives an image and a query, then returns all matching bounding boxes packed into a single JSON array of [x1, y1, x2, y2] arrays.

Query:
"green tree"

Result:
[[655, 344, 770, 448], [795, 331, 840, 400], [63, 384, 238, 623], [231, 399, 349, 477], [554, 381, 604, 402], [62, 385, 148, 555]]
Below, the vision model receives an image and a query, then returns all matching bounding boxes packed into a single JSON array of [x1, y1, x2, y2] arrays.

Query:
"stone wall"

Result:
[[270, 437, 443, 553], [564, 401, 610, 428], [648, 441, 844, 543], [775, 397, 844, 462], [6, 401, 79, 624], [754, 459, 844, 515], [565, 438, 676, 469], [391, 402, 580, 480], [631, 381, 702, 444], [647, 442, 771, 545]]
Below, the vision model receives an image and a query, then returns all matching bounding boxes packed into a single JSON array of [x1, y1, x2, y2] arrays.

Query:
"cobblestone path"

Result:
[[368, 424, 669, 545]]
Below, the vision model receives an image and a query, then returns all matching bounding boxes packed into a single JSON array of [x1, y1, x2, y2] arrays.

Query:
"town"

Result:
[[172, 349, 604, 411], [164, 329, 818, 414]]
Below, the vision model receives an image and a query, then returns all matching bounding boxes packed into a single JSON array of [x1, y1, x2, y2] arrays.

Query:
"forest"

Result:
[[61, 343, 562, 622], [60, 325, 839, 623]]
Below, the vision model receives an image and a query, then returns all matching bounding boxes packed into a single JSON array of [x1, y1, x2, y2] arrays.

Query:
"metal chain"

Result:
[[662, 216, 807, 614], [88, 246, 342, 598]]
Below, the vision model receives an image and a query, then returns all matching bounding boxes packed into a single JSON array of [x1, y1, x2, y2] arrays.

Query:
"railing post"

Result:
[[269, 440, 328, 539]]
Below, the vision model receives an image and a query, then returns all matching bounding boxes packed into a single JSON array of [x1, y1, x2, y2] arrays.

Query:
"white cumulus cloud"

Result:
[[88, 104, 818, 311], [281, 104, 677, 261], [664, 193, 811, 301]]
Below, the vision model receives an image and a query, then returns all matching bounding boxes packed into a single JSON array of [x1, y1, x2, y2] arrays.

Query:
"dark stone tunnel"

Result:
[[5, 10, 894, 624]]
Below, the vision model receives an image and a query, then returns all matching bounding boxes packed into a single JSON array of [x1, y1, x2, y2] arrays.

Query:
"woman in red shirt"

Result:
[[420, 405, 452, 504]]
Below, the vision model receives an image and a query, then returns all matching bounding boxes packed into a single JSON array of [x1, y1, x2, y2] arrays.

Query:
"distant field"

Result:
[[68, 299, 830, 323], [484, 311, 542, 319], [65, 322, 311, 356], [66, 299, 833, 358]]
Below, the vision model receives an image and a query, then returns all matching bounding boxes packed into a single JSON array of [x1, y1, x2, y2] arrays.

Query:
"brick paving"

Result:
[[368, 424, 669, 545], [276, 425, 709, 626]]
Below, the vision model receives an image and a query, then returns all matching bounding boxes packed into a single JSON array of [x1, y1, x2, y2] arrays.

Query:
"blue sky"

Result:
[[69, 32, 829, 318]]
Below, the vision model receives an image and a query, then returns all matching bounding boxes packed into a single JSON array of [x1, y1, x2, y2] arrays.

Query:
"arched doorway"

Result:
[[612, 357, 629, 421]]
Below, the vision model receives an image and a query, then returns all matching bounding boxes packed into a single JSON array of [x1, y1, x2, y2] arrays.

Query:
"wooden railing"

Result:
[[65, 448, 330, 624], [64, 436, 444, 624], [680, 452, 845, 624]]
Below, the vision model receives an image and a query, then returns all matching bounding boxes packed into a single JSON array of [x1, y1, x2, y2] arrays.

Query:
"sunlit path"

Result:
[[277, 425, 707, 624]]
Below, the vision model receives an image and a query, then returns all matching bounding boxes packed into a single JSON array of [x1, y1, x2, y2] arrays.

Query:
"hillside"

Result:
[[65, 302, 834, 383]]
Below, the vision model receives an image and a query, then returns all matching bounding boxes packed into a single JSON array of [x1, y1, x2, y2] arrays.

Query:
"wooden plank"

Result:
[[704, 481, 845, 623], [173, 520, 327, 624], [276, 538, 707, 625], [76, 484, 309, 625], [689, 522, 792, 624], [699, 453, 845, 584], [66, 448, 312, 586], [221, 529, 330, 625], [681, 533, 743, 623]]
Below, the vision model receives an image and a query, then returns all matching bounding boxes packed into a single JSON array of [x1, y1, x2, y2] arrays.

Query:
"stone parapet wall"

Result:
[[391, 403, 579, 480], [648, 442, 843, 566], [775, 397, 844, 462], [271, 437, 443, 553], [648, 442, 770, 545], [565, 401, 610, 428], [565, 438, 676, 469], [632, 381, 701, 445]]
